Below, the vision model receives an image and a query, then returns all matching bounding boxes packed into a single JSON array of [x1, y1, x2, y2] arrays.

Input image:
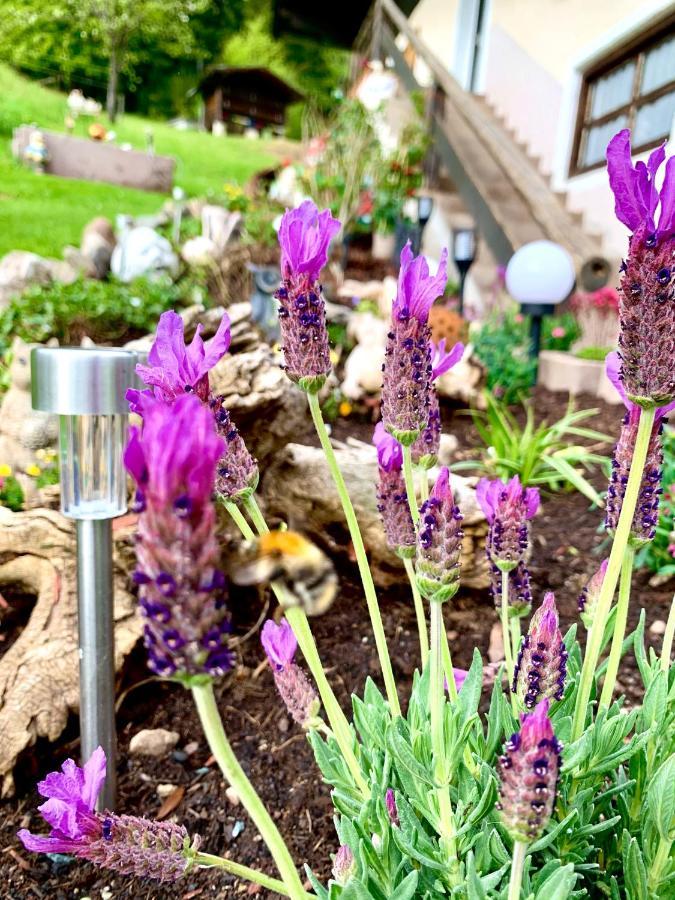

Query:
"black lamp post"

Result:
[[452, 227, 477, 316]]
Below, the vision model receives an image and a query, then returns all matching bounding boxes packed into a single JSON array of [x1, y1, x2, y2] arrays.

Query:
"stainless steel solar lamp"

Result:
[[31, 347, 138, 810]]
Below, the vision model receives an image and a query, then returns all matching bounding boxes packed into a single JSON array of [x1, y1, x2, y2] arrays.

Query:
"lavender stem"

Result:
[[501, 572, 517, 714], [403, 556, 429, 668], [195, 852, 312, 897], [508, 840, 527, 900], [599, 546, 635, 710], [402, 445, 419, 524], [307, 391, 401, 717], [191, 682, 306, 900]]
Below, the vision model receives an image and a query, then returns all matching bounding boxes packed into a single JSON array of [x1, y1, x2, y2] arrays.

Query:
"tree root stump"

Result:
[[0, 507, 141, 796]]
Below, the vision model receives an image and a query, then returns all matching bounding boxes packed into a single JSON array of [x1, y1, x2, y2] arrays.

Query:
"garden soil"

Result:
[[1, 389, 672, 899]]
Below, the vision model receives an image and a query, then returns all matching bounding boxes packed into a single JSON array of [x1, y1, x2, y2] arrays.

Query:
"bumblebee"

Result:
[[224, 530, 338, 616]]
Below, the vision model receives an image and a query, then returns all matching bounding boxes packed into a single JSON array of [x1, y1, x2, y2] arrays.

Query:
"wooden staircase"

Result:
[[375, 0, 605, 270]]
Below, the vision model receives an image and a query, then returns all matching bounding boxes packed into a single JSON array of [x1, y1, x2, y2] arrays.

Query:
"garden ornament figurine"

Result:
[[23, 130, 49, 174]]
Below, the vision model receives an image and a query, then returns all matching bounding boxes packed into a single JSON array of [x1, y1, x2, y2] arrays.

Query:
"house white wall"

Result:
[[409, 0, 675, 258]]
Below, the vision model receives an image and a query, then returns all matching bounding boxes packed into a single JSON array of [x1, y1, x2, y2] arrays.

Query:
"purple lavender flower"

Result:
[[578, 559, 608, 629], [489, 560, 533, 618], [261, 618, 297, 669], [208, 396, 259, 501], [605, 352, 672, 545], [385, 788, 399, 827], [332, 845, 356, 885], [129, 310, 231, 410], [381, 245, 448, 445], [444, 667, 469, 694], [513, 592, 567, 710], [275, 200, 340, 392], [496, 699, 562, 842], [416, 467, 463, 603], [373, 422, 416, 558], [125, 396, 233, 680], [261, 618, 320, 729], [129, 310, 259, 505], [411, 339, 465, 467], [606, 130, 675, 407], [18, 748, 200, 882], [476, 476, 539, 572]]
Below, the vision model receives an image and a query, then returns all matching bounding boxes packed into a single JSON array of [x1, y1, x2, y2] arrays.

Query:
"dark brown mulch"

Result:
[[1, 388, 672, 899]]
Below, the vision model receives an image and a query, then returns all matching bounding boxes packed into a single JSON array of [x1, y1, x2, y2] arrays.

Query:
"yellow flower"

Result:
[[339, 401, 353, 417], [35, 448, 47, 461], [0, 464, 11, 477], [26, 464, 41, 477], [329, 349, 340, 366]]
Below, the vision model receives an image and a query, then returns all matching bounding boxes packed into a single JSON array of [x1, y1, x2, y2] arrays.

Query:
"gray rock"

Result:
[[129, 728, 180, 757], [262, 440, 489, 589], [110, 226, 178, 283]]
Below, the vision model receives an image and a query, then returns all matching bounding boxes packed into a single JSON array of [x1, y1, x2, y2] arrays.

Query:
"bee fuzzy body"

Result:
[[224, 530, 338, 616]]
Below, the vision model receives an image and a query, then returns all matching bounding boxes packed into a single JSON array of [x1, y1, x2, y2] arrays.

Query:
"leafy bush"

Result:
[[473, 310, 583, 403], [0, 276, 201, 356], [635, 426, 675, 580], [454, 391, 610, 504], [0, 472, 24, 511], [575, 346, 615, 362]]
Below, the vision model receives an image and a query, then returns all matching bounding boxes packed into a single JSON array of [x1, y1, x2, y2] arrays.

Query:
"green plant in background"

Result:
[[635, 426, 675, 580], [472, 310, 535, 403], [454, 391, 610, 504], [575, 345, 615, 362], [372, 123, 429, 235], [0, 466, 24, 511], [473, 309, 583, 403], [0, 276, 203, 357]]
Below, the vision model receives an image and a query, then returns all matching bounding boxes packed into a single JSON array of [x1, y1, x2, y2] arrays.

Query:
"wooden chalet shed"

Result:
[[197, 67, 302, 133]]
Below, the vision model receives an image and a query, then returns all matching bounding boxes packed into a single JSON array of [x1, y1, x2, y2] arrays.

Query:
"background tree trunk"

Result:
[[106, 44, 119, 122]]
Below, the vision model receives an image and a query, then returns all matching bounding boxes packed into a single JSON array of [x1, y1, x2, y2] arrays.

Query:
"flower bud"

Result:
[[497, 699, 562, 843], [476, 476, 539, 572], [385, 788, 399, 827], [416, 467, 463, 603], [577, 559, 608, 629], [373, 423, 416, 557], [332, 845, 356, 885], [513, 593, 567, 710]]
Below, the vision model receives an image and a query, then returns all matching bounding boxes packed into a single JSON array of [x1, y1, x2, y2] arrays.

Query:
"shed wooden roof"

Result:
[[197, 67, 303, 105]]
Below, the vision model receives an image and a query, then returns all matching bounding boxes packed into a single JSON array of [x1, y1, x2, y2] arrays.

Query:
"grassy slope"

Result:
[[0, 64, 278, 257]]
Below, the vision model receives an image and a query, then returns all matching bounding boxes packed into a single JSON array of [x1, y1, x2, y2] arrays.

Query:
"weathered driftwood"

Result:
[[262, 440, 490, 590], [0, 508, 141, 796]]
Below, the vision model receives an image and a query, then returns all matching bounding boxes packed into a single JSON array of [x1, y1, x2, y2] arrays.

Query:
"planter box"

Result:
[[537, 350, 621, 404], [12, 126, 175, 192]]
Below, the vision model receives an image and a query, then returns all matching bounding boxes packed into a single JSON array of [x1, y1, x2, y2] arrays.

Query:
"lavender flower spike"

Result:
[[18, 748, 200, 882], [209, 396, 259, 502], [261, 618, 321, 730], [373, 422, 416, 558], [476, 476, 540, 572], [129, 309, 231, 412], [578, 560, 608, 629], [497, 699, 562, 843], [411, 338, 465, 468], [275, 200, 340, 393], [605, 351, 671, 546], [124, 395, 233, 680], [513, 592, 567, 710], [606, 130, 675, 407], [416, 466, 463, 603], [381, 244, 448, 445]]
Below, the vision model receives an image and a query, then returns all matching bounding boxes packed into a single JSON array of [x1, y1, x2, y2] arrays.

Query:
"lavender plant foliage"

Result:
[[18, 748, 200, 882], [275, 200, 340, 393], [381, 244, 448, 445], [373, 422, 416, 557], [124, 395, 233, 681], [411, 339, 464, 467], [513, 592, 567, 710], [129, 308, 259, 504], [606, 130, 675, 407], [261, 619, 321, 730], [416, 466, 463, 603], [604, 352, 674, 546], [497, 699, 562, 843], [476, 476, 539, 572]]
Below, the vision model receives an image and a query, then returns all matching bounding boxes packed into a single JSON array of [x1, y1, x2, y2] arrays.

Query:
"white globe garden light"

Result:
[[505, 240, 576, 381]]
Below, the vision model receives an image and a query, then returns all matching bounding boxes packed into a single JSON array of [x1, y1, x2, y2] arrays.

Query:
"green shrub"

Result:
[[0, 276, 202, 356], [575, 345, 614, 362]]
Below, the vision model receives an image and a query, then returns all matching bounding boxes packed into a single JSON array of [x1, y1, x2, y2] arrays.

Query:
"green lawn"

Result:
[[0, 64, 280, 257]]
